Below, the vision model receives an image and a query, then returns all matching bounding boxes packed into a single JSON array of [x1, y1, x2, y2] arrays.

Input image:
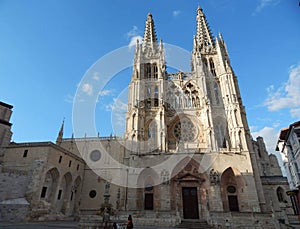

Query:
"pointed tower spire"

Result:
[[56, 118, 64, 145], [194, 6, 214, 52], [142, 13, 158, 50]]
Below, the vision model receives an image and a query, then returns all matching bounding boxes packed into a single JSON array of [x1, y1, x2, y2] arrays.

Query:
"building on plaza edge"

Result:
[[276, 121, 300, 222], [0, 6, 297, 228]]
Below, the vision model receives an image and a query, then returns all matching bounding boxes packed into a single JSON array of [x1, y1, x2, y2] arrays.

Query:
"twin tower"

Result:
[[125, 7, 250, 155]]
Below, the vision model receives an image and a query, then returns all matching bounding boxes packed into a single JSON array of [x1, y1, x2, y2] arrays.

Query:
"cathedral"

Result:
[[0, 6, 297, 229]]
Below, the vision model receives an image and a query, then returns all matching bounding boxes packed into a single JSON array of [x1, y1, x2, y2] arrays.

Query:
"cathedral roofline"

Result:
[[62, 136, 121, 141], [8, 141, 85, 162]]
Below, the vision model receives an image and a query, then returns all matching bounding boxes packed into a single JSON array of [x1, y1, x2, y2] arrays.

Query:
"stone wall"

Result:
[[0, 167, 30, 222], [0, 168, 29, 201], [0, 199, 29, 222]]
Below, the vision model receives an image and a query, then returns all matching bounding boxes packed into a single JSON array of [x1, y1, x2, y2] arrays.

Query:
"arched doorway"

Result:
[[221, 167, 244, 212], [170, 157, 208, 220], [137, 168, 160, 210]]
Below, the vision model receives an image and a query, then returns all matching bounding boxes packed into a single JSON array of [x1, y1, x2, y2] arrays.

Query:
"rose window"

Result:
[[173, 119, 196, 142]]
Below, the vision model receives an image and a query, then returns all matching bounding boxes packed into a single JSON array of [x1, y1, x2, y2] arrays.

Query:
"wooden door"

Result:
[[144, 193, 154, 210], [182, 187, 199, 219], [228, 195, 239, 211]]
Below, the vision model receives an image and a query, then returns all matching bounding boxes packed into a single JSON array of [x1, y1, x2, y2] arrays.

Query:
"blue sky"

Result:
[[1, 0, 300, 160]]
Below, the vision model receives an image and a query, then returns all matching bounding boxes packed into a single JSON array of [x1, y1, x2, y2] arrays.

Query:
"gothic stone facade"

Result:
[[0, 6, 295, 228]]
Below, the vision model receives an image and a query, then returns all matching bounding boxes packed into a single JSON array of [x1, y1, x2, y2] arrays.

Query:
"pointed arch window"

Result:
[[238, 131, 243, 150], [234, 110, 239, 126], [203, 58, 208, 68], [145, 63, 151, 78], [196, 97, 200, 107], [148, 121, 158, 150], [214, 82, 220, 105], [154, 86, 159, 106], [148, 128, 151, 139], [276, 187, 285, 202], [209, 58, 216, 76], [215, 124, 226, 148], [153, 63, 158, 79], [146, 88, 151, 108], [147, 87, 151, 97], [132, 114, 136, 130]]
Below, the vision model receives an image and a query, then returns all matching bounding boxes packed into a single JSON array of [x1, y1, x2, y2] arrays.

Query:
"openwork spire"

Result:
[[195, 6, 214, 51], [142, 13, 158, 50]]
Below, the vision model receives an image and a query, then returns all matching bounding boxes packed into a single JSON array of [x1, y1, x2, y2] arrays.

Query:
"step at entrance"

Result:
[[176, 220, 214, 229]]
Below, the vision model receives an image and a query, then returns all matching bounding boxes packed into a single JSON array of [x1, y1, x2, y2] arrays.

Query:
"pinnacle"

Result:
[[197, 5, 203, 15], [194, 6, 214, 51], [143, 12, 158, 46]]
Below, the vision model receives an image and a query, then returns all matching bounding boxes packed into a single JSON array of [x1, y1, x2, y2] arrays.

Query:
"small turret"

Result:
[[56, 119, 64, 145]]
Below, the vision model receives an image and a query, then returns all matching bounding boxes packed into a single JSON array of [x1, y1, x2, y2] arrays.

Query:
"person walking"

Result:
[[126, 215, 133, 229], [113, 222, 117, 229]]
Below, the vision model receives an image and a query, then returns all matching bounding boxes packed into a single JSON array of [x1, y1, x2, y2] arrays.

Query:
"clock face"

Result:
[[173, 118, 197, 142]]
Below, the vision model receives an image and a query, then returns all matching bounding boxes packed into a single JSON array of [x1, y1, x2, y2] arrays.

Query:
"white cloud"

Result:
[[99, 89, 113, 96], [127, 25, 139, 38], [96, 90, 114, 104], [173, 10, 181, 17], [106, 98, 127, 111], [82, 83, 93, 96], [106, 98, 128, 135], [93, 72, 100, 81], [126, 26, 143, 48], [249, 125, 257, 132], [264, 63, 300, 119], [252, 126, 279, 153], [128, 35, 143, 48], [254, 0, 280, 13], [291, 107, 300, 118], [252, 126, 286, 175]]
